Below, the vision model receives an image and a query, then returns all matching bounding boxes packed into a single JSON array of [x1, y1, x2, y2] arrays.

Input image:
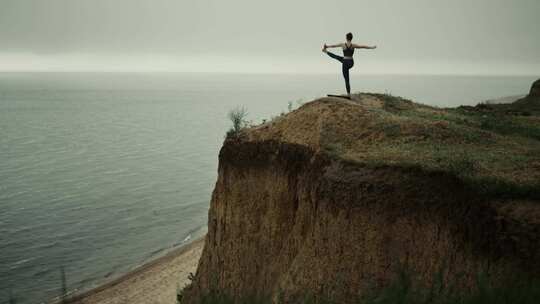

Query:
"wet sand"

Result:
[[62, 237, 204, 304]]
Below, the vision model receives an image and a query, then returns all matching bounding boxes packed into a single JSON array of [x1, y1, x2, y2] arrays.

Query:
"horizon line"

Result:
[[0, 70, 538, 78]]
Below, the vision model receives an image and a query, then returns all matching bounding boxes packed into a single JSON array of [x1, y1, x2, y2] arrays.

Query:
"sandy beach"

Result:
[[62, 238, 204, 304]]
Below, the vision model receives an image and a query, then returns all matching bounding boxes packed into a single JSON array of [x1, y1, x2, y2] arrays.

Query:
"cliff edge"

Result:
[[514, 78, 540, 110], [183, 93, 540, 303]]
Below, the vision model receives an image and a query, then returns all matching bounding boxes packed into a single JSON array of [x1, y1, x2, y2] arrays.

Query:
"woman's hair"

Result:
[[346, 32, 353, 41]]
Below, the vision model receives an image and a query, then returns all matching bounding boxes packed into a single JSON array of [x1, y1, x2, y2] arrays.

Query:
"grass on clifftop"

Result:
[[240, 92, 540, 200], [317, 93, 540, 200]]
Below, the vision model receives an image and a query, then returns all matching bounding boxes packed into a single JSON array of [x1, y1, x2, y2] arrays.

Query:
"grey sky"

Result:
[[0, 0, 539, 74]]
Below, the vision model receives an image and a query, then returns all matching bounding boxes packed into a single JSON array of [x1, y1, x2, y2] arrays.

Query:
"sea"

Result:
[[0, 72, 537, 303]]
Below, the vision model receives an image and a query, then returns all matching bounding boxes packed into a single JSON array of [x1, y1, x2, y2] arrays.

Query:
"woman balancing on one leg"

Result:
[[323, 32, 376, 99]]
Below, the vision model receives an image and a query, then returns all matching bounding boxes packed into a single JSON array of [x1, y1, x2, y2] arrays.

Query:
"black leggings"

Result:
[[327, 52, 354, 94]]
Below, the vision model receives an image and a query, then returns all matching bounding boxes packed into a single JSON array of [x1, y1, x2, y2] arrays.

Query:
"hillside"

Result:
[[181, 92, 540, 303], [513, 78, 540, 111]]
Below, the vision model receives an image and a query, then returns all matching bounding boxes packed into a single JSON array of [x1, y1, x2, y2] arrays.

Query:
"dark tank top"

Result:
[[343, 43, 354, 57]]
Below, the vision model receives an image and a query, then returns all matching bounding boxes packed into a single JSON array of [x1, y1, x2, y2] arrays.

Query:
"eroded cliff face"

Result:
[[183, 97, 540, 303]]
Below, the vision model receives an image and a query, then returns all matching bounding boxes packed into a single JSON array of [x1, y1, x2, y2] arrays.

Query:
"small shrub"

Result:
[[225, 128, 237, 138], [177, 272, 198, 304], [227, 106, 248, 138], [288, 101, 294, 112], [177, 286, 184, 304]]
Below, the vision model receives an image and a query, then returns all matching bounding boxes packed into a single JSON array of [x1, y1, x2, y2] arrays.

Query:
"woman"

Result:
[[323, 32, 376, 99]]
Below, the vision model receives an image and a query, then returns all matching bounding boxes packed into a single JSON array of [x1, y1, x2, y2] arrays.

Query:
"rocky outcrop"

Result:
[[182, 96, 540, 303], [529, 79, 540, 99], [514, 78, 540, 109]]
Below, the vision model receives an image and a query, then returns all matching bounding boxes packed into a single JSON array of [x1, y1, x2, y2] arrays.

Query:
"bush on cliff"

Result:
[[226, 106, 248, 138]]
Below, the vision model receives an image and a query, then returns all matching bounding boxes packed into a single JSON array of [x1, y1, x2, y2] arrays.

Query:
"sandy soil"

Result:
[[63, 237, 204, 304]]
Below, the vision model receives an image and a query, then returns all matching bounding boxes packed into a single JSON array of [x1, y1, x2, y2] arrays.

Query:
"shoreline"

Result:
[[55, 237, 205, 304]]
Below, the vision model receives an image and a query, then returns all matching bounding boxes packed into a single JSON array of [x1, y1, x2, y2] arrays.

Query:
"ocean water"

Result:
[[0, 72, 537, 304]]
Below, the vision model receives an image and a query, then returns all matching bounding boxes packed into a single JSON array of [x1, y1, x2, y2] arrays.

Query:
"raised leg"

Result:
[[326, 51, 344, 63]]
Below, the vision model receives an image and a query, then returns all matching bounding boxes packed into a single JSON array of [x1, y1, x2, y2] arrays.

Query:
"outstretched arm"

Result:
[[325, 43, 344, 48], [353, 44, 377, 49]]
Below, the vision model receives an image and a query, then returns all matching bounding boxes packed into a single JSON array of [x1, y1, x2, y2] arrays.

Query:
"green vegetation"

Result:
[[322, 142, 345, 160], [324, 93, 540, 201], [288, 98, 305, 113], [178, 260, 540, 304], [288, 101, 294, 113], [178, 272, 540, 304], [256, 92, 539, 200], [361, 272, 540, 304], [226, 106, 249, 138], [476, 114, 540, 141]]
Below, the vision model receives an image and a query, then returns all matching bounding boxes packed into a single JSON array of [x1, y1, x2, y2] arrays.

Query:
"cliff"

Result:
[[514, 78, 540, 110], [183, 93, 540, 303]]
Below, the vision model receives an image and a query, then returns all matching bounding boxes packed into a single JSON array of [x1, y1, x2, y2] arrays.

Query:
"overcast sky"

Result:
[[1, 0, 539, 74]]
